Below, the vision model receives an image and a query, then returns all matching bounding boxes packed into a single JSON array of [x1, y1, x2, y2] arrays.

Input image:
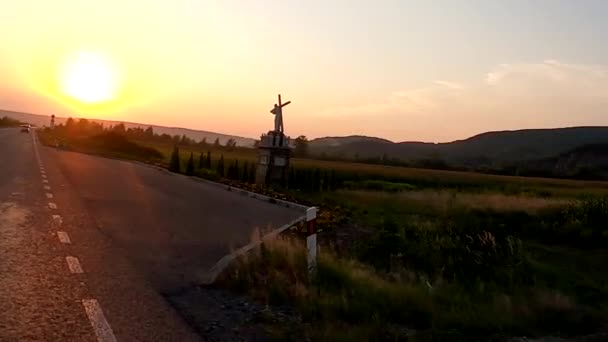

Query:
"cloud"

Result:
[[434, 80, 464, 90], [318, 60, 608, 142]]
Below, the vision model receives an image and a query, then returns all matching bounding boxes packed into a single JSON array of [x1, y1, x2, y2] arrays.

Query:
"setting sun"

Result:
[[60, 51, 119, 104]]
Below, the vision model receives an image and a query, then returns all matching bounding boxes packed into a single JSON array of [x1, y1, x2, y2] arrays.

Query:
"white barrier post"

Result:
[[306, 207, 318, 277]]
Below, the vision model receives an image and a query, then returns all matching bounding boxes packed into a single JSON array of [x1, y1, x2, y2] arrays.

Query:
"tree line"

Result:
[[168, 145, 347, 192], [52, 118, 242, 150]]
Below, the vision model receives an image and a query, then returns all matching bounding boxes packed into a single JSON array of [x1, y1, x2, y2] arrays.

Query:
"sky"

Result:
[[1, 0, 608, 142]]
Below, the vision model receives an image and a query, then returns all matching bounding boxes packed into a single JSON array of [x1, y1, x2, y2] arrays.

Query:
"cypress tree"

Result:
[[186, 152, 195, 176], [242, 162, 249, 183], [169, 145, 181, 173], [322, 170, 329, 191], [288, 167, 295, 189], [313, 168, 321, 192], [198, 151, 205, 169], [249, 165, 256, 183], [217, 154, 225, 177], [206, 151, 212, 168], [330, 169, 337, 190]]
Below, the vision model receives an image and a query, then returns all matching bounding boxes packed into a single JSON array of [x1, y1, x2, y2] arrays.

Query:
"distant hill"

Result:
[[0, 109, 257, 147], [511, 144, 608, 179], [310, 127, 608, 168]]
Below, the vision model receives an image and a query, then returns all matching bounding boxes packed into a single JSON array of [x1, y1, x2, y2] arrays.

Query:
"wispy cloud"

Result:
[[318, 60, 608, 141], [434, 80, 464, 90]]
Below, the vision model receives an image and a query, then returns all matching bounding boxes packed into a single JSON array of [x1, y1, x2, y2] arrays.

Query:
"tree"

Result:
[[198, 151, 205, 169], [206, 151, 212, 169], [322, 170, 330, 191], [242, 162, 249, 183], [145, 126, 154, 137], [249, 165, 256, 183], [169, 146, 181, 173], [313, 168, 321, 192], [225, 138, 237, 150], [213, 138, 221, 147], [186, 152, 195, 176], [216, 154, 225, 177], [294, 135, 309, 157], [113, 123, 126, 134]]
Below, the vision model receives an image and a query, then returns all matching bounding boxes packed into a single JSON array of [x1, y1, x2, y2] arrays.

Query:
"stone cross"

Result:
[[270, 94, 290, 133]]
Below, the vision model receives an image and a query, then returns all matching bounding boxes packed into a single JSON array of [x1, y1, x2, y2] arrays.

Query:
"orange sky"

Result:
[[1, 1, 608, 142]]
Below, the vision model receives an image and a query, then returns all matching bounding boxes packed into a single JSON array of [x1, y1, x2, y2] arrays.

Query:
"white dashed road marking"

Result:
[[66, 256, 84, 274], [82, 299, 117, 342], [53, 215, 63, 224], [57, 231, 71, 244], [33, 130, 117, 342]]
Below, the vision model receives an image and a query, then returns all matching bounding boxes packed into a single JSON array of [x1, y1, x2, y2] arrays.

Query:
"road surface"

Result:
[[0, 128, 304, 341]]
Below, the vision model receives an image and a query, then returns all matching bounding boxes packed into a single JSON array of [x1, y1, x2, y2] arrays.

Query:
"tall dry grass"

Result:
[[343, 189, 571, 214]]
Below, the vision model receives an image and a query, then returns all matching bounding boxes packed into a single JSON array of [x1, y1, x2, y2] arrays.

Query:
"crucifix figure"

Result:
[[270, 94, 291, 133]]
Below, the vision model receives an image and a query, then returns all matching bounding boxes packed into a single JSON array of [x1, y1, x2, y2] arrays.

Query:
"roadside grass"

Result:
[[338, 189, 570, 214], [218, 235, 607, 341]]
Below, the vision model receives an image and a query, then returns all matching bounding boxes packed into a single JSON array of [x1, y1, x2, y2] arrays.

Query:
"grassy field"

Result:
[[139, 138, 608, 198], [219, 186, 608, 341], [38, 125, 608, 340]]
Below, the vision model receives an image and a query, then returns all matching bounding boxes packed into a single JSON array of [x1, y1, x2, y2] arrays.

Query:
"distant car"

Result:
[[20, 124, 30, 133]]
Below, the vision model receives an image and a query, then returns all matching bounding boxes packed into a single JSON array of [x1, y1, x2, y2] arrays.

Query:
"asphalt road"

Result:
[[0, 128, 304, 341]]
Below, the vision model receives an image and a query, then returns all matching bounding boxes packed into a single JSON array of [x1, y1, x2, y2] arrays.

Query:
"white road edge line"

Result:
[[57, 231, 71, 244], [44, 185, 51, 190], [41, 174, 47, 179], [48, 202, 57, 209], [43, 180, 48, 184], [46, 193, 54, 199], [65, 256, 83, 273], [82, 299, 117, 342]]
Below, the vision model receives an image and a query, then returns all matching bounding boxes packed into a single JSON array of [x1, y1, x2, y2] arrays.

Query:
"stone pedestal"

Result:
[[255, 131, 291, 187]]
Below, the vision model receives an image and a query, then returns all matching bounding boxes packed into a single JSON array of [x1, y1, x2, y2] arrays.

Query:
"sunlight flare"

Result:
[[59, 51, 119, 104]]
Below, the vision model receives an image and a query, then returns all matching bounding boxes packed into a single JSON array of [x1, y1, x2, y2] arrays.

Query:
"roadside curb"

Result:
[[133, 161, 309, 211], [200, 214, 308, 285]]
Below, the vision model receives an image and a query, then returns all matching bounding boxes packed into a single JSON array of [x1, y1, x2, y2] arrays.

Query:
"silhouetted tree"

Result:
[[186, 152, 195, 176], [249, 165, 256, 183], [225, 138, 237, 150], [113, 123, 126, 135], [294, 135, 309, 157], [145, 126, 154, 137], [313, 168, 321, 192], [213, 138, 221, 147], [242, 162, 249, 183], [234, 160, 239, 180], [217, 154, 225, 177], [169, 146, 181, 173], [206, 151, 212, 169], [198, 151, 205, 169], [322, 170, 329, 191]]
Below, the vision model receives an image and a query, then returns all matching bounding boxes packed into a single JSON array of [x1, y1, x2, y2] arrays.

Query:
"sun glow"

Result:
[[60, 51, 119, 104]]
